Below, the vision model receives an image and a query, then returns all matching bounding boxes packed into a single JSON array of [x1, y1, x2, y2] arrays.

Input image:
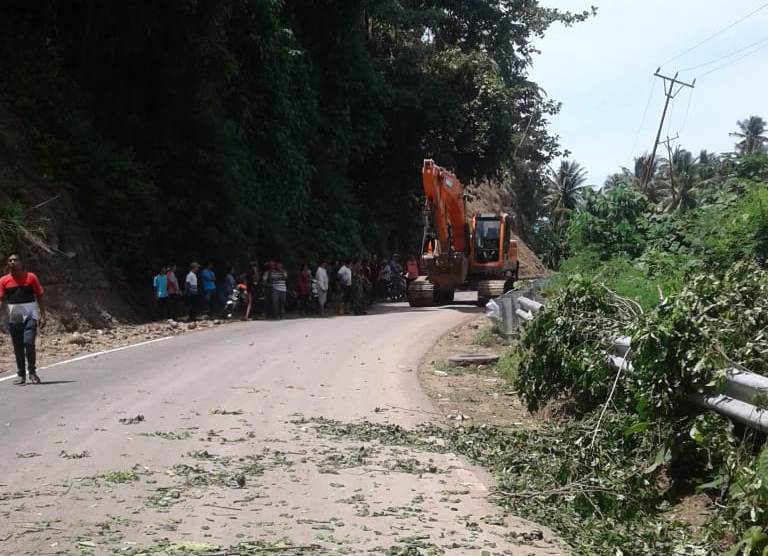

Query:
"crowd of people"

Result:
[[152, 254, 421, 321]]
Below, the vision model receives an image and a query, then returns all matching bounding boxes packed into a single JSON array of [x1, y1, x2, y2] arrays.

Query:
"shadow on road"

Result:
[[368, 302, 482, 315]]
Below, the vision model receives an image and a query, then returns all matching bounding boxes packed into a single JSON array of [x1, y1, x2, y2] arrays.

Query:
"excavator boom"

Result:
[[421, 160, 468, 255]]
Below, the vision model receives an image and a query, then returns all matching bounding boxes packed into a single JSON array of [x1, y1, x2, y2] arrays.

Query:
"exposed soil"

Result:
[[417, 316, 538, 428]]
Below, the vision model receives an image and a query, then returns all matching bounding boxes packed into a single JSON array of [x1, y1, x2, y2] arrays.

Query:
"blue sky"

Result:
[[531, 0, 768, 186]]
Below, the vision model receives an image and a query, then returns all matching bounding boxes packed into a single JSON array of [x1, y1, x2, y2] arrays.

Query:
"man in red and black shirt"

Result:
[[0, 253, 46, 384]]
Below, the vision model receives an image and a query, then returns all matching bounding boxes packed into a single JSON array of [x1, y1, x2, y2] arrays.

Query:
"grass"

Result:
[[495, 346, 522, 384]]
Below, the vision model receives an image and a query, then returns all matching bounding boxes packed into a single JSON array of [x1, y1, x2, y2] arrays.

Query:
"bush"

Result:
[[514, 275, 639, 412]]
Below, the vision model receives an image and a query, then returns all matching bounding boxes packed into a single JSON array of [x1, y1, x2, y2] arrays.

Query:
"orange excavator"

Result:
[[408, 159, 519, 307]]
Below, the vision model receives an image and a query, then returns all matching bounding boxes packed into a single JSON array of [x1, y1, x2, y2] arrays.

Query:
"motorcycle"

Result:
[[224, 283, 249, 319], [387, 273, 407, 302]]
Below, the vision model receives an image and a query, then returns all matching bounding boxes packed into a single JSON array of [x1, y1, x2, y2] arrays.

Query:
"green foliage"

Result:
[[632, 263, 768, 417], [511, 261, 768, 553], [0, 200, 26, 255], [0, 1, 591, 283], [515, 276, 638, 411], [568, 185, 649, 258]]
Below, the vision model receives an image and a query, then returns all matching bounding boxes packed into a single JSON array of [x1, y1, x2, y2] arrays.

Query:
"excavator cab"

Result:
[[474, 216, 503, 263], [471, 213, 520, 305]]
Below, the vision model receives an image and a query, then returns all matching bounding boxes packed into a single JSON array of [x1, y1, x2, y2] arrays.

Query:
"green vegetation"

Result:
[[518, 126, 768, 553], [0, 2, 593, 282], [97, 469, 139, 485]]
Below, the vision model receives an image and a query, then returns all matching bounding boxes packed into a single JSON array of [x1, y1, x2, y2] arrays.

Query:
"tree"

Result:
[[0, 0, 594, 295], [545, 160, 588, 223], [731, 116, 768, 156], [659, 147, 699, 213]]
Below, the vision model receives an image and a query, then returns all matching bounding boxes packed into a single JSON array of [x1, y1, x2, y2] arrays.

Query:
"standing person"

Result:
[[244, 260, 260, 320], [0, 253, 46, 385], [406, 254, 420, 292], [337, 260, 352, 314], [201, 263, 217, 317], [268, 261, 288, 320], [378, 259, 391, 299], [222, 266, 236, 305], [362, 259, 373, 308], [153, 266, 168, 319], [390, 254, 403, 300], [185, 262, 200, 322], [315, 261, 329, 316], [351, 260, 367, 315], [166, 264, 181, 320], [262, 261, 273, 318], [297, 263, 311, 315]]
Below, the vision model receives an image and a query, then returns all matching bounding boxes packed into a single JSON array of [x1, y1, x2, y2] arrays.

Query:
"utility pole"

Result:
[[659, 134, 680, 198], [642, 70, 695, 187]]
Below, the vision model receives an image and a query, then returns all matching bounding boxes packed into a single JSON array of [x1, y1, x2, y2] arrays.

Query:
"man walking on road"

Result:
[[315, 261, 329, 316], [0, 253, 46, 385]]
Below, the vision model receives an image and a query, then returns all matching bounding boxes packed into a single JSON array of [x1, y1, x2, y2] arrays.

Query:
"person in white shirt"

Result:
[[315, 261, 329, 316], [185, 262, 200, 321], [337, 261, 352, 314]]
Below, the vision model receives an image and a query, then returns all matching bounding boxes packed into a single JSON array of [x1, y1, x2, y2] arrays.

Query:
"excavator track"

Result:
[[476, 279, 508, 306], [407, 278, 435, 307]]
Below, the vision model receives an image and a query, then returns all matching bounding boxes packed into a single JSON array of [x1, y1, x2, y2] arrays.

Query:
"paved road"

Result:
[[0, 296, 563, 555]]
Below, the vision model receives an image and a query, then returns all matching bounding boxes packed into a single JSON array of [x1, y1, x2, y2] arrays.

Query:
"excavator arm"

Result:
[[421, 159, 468, 256]]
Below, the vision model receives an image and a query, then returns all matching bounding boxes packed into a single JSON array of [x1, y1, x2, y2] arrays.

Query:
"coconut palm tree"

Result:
[[610, 154, 663, 202], [731, 116, 768, 155], [544, 160, 587, 224], [659, 147, 698, 213]]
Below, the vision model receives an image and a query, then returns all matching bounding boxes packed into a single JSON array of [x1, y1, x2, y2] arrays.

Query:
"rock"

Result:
[[68, 332, 89, 345], [213, 320, 222, 325], [434, 370, 449, 377]]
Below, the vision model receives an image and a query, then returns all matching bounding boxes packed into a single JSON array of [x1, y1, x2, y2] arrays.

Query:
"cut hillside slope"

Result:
[[0, 96, 133, 332]]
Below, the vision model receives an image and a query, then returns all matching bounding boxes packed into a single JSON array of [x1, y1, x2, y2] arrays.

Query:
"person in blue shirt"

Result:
[[201, 263, 217, 317], [153, 266, 168, 319]]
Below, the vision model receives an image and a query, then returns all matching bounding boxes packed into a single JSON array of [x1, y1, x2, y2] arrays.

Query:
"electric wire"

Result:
[[660, 1, 768, 66], [698, 40, 768, 77], [630, 77, 656, 157], [679, 87, 695, 136], [681, 34, 768, 72], [665, 98, 675, 141]]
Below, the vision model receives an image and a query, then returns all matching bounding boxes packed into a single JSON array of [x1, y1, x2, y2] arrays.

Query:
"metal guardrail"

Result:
[[502, 294, 768, 433]]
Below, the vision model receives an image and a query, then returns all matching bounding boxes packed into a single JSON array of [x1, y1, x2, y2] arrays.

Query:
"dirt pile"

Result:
[[513, 231, 550, 278]]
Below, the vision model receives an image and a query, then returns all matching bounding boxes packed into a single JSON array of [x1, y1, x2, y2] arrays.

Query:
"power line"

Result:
[[681, 34, 768, 72], [680, 87, 695, 135], [699, 40, 768, 77], [630, 77, 656, 157], [660, 1, 768, 67]]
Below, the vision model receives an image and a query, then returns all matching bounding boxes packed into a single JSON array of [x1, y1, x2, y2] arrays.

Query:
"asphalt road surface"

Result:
[[0, 295, 563, 555]]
